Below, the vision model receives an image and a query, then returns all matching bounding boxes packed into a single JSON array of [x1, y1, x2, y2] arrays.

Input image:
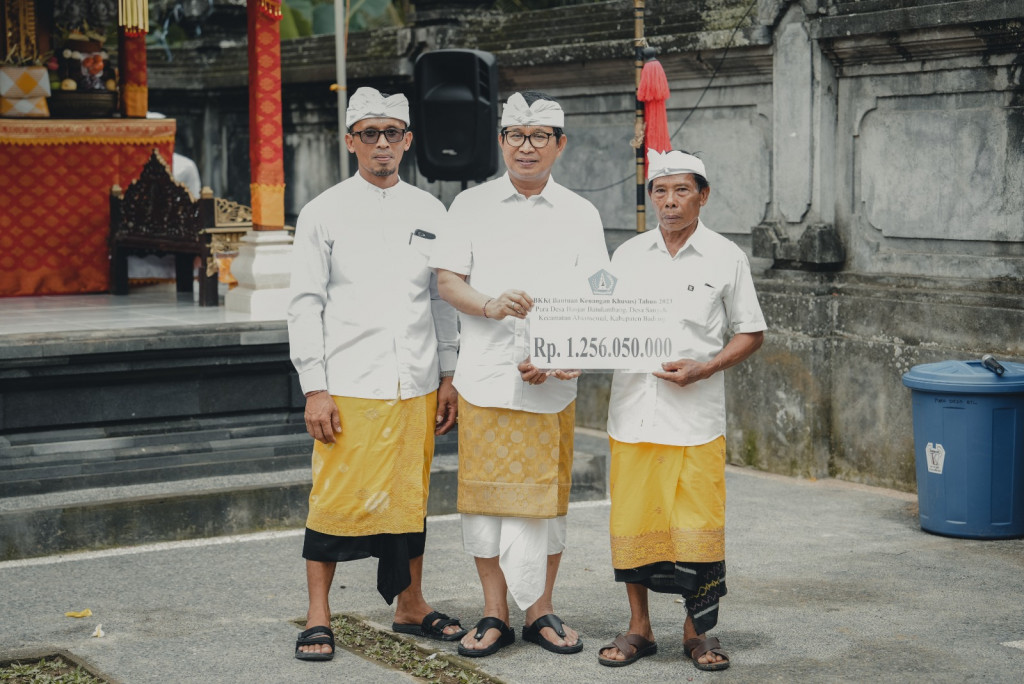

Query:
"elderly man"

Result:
[[597, 150, 766, 671], [432, 91, 609, 658], [288, 87, 464, 660]]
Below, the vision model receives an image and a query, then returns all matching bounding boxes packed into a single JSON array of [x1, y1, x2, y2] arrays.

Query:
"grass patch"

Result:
[[329, 613, 503, 684], [0, 655, 106, 683]]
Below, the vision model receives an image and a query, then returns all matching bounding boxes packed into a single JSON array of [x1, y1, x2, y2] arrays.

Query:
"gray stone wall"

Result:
[[148, 0, 1024, 491]]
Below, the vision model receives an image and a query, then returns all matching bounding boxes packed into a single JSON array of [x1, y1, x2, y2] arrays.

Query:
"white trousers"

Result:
[[461, 514, 568, 610]]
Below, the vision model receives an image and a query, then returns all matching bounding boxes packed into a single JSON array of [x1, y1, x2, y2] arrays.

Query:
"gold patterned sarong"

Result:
[[456, 398, 575, 518], [609, 436, 726, 568], [306, 393, 436, 537]]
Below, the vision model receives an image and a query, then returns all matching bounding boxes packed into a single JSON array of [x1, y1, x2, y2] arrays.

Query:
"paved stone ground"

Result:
[[2, 466, 1023, 683]]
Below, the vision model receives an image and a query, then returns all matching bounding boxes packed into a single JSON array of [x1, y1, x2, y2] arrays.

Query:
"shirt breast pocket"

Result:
[[677, 283, 719, 329], [408, 229, 436, 263]]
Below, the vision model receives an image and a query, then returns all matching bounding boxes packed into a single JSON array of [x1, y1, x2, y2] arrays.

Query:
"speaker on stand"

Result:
[[413, 49, 498, 185]]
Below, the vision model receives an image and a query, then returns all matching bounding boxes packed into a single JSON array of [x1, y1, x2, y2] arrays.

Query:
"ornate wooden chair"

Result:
[[108, 150, 252, 306]]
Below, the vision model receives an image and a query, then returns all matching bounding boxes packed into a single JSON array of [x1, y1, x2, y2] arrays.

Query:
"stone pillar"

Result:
[[752, 3, 844, 270], [226, 0, 293, 319]]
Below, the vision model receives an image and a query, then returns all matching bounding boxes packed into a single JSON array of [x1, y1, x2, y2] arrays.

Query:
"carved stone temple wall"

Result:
[[148, 0, 1024, 490]]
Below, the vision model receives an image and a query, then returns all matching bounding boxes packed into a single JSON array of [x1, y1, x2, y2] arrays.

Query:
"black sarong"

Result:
[[614, 559, 727, 634], [302, 519, 427, 605]]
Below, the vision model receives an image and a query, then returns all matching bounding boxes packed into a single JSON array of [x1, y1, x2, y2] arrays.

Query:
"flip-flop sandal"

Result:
[[392, 610, 468, 642], [457, 616, 515, 658], [294, 625, 335, 661], [522, 613, 583, 654], [598, 632, 657, 667], [684, 635, 730, 671]]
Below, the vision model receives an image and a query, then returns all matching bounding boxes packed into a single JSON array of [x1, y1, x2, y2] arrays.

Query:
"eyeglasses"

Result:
[[351, 127, 407, 144], [502, 130, 556, 149]]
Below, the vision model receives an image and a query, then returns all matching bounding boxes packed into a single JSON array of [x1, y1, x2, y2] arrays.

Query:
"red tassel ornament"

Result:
[[637, 59, 671, 174]]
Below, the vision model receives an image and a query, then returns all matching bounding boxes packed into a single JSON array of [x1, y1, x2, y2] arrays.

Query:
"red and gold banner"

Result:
[[119, 29, 148, 117], [247, 0, 285, 230], [251, 182, 285, 228], [0, 119, 175, 296]]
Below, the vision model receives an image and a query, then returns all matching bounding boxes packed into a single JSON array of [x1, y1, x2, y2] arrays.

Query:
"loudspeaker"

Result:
[[414, 49, 498, 182]]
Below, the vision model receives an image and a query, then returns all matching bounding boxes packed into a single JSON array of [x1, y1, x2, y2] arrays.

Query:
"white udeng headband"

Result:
[[500, 92, 565, 128], [647, 149, 708, 183], [346, 87, 410, 127]]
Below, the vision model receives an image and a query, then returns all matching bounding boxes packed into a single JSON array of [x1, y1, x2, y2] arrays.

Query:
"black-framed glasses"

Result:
[[352, 127, 407, 144], [502, 130, 555, 148]]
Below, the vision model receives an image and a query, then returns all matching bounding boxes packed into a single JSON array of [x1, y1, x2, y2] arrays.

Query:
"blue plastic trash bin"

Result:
[[902, 359, 1024, 539]]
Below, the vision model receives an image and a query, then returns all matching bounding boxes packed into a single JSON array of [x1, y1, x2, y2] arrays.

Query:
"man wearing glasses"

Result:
[[432, 91, 609, 658], [288, 87, 464, 660]]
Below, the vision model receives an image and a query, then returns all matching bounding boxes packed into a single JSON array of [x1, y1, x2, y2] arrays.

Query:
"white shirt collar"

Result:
[[354, 172, 404, 198], [648, 219, 709, 258], [495, 172, 558, 207]]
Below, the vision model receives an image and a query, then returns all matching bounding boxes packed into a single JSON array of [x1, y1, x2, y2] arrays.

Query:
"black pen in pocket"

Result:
[[409, 229, 436, 244]]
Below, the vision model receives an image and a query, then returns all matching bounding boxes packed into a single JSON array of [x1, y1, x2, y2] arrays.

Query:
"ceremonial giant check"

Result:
[[529, 267, 678, 371]]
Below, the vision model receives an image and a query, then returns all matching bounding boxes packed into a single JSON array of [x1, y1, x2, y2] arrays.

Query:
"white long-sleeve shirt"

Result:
[[430, 173, 609, 413], [287, 174, 457, 400]]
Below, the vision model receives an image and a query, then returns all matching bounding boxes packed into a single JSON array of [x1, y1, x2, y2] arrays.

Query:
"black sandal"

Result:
[[457, 617, 515, 658], [522, 613, 583, 654], [392, 610, 468, 642], [294, 625, 335, 661]]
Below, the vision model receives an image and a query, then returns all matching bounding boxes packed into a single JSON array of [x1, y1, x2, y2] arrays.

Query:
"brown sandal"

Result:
[[684, 635, 730, 671], [597, 633, 657, 667]]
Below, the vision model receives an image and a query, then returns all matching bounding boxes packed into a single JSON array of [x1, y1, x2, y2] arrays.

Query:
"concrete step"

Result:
[[0, 421, 308, 463], [0, 449, 308, 498], [0, 428, 610, 561], [0, 415, 314, 497]]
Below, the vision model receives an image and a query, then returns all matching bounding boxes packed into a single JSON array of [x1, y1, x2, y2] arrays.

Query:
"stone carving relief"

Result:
[[857, 92, 1024, 243]]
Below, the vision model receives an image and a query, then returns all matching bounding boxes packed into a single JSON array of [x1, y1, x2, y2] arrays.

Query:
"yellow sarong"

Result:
[[306, 393, 436, 537], [456, 398, 575, 518], [609, 436, 726, 568]]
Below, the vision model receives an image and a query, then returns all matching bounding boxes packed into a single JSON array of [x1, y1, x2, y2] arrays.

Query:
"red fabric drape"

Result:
[[0, 119, 175, 296]]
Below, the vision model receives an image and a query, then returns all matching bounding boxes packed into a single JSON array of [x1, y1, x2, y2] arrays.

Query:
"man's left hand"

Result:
[[653, 359, 708, 387], [435, 376, 458, 435]]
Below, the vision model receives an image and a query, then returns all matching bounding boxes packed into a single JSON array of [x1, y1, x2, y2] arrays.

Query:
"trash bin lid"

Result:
[[902, 360, 1024, 393]]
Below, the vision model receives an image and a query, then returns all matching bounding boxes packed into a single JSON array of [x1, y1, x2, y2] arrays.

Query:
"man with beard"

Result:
[[288, 87, 464, 660]]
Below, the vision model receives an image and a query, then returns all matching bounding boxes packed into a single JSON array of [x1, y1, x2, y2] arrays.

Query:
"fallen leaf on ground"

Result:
[[65, 609, 92, 618]]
